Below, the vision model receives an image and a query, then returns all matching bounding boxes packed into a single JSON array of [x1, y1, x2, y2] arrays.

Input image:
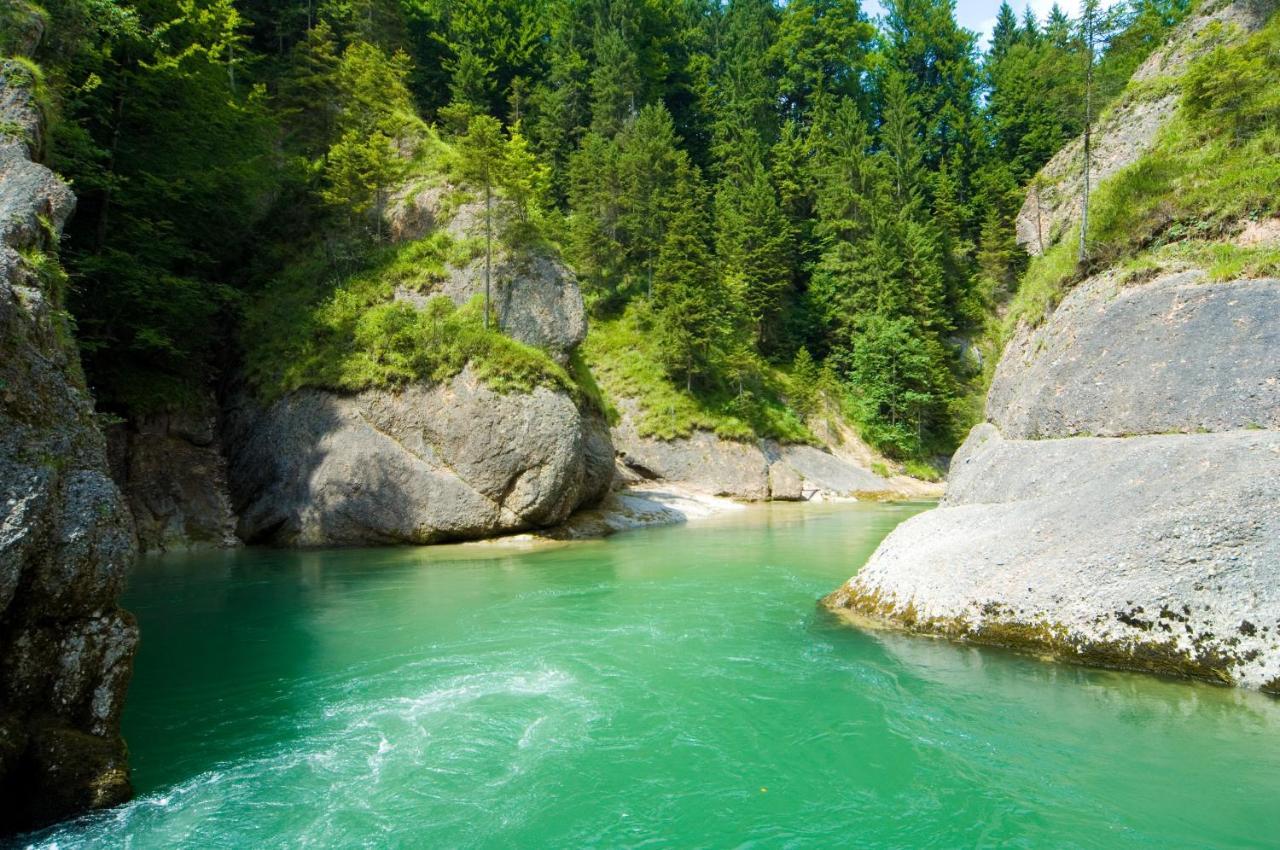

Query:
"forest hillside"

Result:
[[6, 0, 1198, 468]]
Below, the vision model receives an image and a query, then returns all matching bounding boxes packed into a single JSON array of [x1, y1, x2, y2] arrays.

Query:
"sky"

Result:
[[864, 0, 1084, 49]]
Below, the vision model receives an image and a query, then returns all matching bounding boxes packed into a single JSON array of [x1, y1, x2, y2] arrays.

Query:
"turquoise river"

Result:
[[18, 502, 1280, 848]]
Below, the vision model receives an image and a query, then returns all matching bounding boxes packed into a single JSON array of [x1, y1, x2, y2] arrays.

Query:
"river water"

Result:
[[20, 502, 1280, 848]]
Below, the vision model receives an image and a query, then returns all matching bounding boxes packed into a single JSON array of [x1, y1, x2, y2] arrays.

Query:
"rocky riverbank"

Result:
[[826, 268, 1280, 692]]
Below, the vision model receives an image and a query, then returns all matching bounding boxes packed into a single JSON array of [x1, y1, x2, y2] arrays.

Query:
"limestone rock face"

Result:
[[389, 187, 586, 361], [988, 271, 1280, 438], [1014, 0, 1267, 255], [225, 367, 613, 546], [0, 59, 136, 833], [106, 395, 240, 552], [613, 418, 772, 501], [442, 246, 587, 363], [826, 272, 1280, 692], [610, 401, 916, 501]]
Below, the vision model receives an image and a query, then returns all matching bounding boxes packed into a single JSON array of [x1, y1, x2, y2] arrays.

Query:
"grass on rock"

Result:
[[583, 303, 813, 443], [999, 11, 1280, 343], [243, 234, 574, 402]]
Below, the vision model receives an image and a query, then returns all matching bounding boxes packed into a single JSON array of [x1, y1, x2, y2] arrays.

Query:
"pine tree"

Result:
[[652, 161, 725, 390], [769, 119, 818, 309], [615, 104, 685, 296], [278, 20, 341, 158], [501, 120, 551, 228], [321, 41, 415, 238], [715, 158, 790, 350], [528, 0, 590, 198], [809, 97, 882, 333], [567, 131, 625, 306], [1046, 3, 1072, 48], [847, 313, 952, 457], [456, 114, 506, 328], [1021, 5, 1041, 44], [878, 72, 925, 208], [771, 0, 875, 123], [707, 0, 780, 172], [990, 2, 1021, 60], [54, 0, 279, 412], [590, 25, 640, 137], [882, 0, 981, 192]]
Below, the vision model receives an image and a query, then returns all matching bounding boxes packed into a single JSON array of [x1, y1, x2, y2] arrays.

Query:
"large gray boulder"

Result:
[[0, 58, 136, 832], [225, 367, 612, 546], [826, 271, 1280, 692], [988, 271, 1280, 437]]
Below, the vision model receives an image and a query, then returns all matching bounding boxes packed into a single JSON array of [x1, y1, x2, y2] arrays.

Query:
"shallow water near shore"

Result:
[[20, 502, 1280, 849]]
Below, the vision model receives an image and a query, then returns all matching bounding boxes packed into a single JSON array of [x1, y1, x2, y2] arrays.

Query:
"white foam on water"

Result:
[[23, 665, 599, 849]]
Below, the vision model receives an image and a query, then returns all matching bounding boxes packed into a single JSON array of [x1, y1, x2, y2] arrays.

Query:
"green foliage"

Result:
[[901, 458, 943, 482], [584, 304, 812, 443], [44, 0, 278, 414], [566, 104, 687, 309], [243, 234, 570, 400], [845, 313, 956, 458], [1002, 9, 1280, 343], [319, 41, 418, 236], [34, 0, 1215, 469], [651, 161, 733, 391], [787, 347, 821, 418], [771, 0, 875, 120]]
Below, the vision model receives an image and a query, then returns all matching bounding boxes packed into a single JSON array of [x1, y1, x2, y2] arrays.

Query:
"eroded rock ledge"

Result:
[[826, 271, 1280, 692], [610, 400, 940, 502]]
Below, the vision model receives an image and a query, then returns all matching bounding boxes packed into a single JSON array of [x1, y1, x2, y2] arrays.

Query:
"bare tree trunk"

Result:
[[1034, 183, 1044, 254], [485, 181, 492, 331], [1079, 7, 1095, 265]]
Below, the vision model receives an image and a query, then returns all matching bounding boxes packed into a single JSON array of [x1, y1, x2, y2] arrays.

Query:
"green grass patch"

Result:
[[998, 10, 1280, 345], [901, 459, 944, 482], [243, 234, 573, 402], [1120, 238, 1280, 280], [583, 303, 813, 443]]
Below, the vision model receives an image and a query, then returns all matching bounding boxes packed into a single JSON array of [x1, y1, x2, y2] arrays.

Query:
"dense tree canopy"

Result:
[[23, 0, 1191, 456]]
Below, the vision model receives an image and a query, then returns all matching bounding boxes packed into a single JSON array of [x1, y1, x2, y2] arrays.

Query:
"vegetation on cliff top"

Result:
[[243, 234, 575, 402], [1003, 6, 1280, 339]]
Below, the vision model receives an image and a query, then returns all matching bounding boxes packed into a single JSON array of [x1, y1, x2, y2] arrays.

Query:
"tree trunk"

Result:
[[485, 181, 492, 331], [1079, 9, 1094, 265]]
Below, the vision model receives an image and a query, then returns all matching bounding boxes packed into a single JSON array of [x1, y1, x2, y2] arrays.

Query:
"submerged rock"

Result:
[[826, 271, 1280, 691], [225, 367, 613, 546], [0, 58, 136, 832]]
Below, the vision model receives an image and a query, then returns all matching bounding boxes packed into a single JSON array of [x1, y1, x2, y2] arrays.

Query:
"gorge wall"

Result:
[[826, 270, 1280, 691], [827, 0, 1280, 693], [0, 54, 137, 832]]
